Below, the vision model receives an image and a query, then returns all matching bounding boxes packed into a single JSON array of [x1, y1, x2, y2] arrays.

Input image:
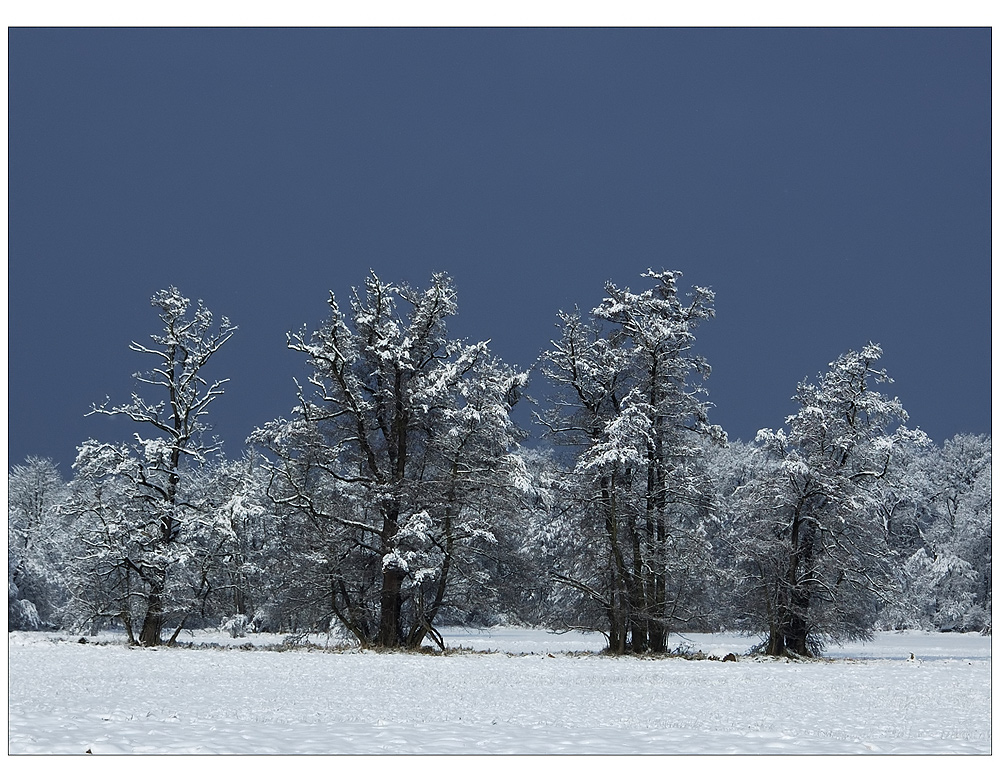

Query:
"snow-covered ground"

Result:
[[7, 626, 991, 755]]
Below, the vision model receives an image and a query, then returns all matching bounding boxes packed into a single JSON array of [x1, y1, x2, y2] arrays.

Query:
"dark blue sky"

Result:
[[8, 28, 992, 473]]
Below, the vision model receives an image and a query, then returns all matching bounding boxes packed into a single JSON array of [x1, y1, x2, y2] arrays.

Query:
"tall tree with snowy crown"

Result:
[[254, 271, 527, 648], [75, 288, 236, 646], [539, 270, 723, 653], [729, 344, 929, 656]]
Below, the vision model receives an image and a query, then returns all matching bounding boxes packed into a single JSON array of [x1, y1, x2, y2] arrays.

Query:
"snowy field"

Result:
[[7, 626, 991, 756]]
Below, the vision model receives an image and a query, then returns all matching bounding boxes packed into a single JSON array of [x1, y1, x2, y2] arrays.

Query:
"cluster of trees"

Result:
[[8, 273, 992, 655]]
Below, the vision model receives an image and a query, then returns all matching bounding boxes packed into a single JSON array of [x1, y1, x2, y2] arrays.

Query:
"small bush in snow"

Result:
[[221, 614, 249, 638]]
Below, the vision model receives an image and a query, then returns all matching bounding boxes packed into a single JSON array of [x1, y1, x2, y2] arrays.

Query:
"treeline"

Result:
[[8, 272, 992, 654]]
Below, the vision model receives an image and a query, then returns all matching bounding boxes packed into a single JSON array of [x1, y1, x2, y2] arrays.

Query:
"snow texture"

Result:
[[7, 627, 991, 755]]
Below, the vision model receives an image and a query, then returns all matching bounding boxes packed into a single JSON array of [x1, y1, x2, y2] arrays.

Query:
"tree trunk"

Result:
[[601, 473, 639, 653], [376, 566, 404, 647], [773, 505, 815, 657], [648, 619, 666, 653], [785, 564, 814, 655], [785, 515, 816, 656], [765, 628, 786, 656], [139, 580, 165, 647], [785, 610, 812, 656], [645, 353, 668, 655], [607, 607, 626, 654], [626, 521, 647, 653]]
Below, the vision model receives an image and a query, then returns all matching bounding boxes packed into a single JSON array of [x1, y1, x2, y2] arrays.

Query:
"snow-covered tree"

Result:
[[729, 344, 928, 656], [253, 272, 527, 648], [894, 434, 991, 632], [490, 446, 568, 628], [63, 441, 159, 639], [538, 270, 724, 653], [700, 438, 768, 631], [65, 288, 237, 645], [8, 456, 70, 629], [397, 354, 533, 636], [199, 451, 278, 632]]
